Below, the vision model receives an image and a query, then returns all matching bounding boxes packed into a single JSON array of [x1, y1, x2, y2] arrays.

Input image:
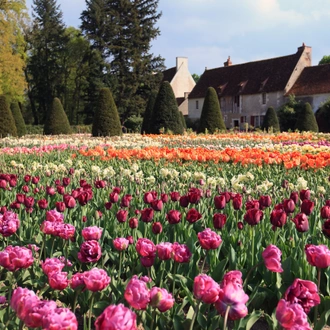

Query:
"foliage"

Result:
[[295, 102, 319, 132], [277, 95, 304, 132], [0, 95, 17, 137], [192, 73, 200, 83], [44, 98, 72, 135], [81, 0, 165, 120], [315, 99, 330, 133], [150, 81, 184, 134], [124, 115, 143, 133], [319, 55, 330, 65], [261, 106, 280, 132], [10, 102, 26, 137], [141, 90, 157, 134], [180, 111, 187, 129], [92, 88, 122, 137], [198, 87, 226, 134], [0, 0, 27, 101]]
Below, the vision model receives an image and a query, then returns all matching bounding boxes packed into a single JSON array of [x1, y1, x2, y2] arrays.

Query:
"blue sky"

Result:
[[26, 0, 330, 75]]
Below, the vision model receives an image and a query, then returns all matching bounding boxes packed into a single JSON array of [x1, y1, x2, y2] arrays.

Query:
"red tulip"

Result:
[[213, 213, 227, 230], [300, 189, 310, 201], [116, 209, 128, 223], [152, 222, 162, 234], [214, 195, 226, 210], [166, 210, 181, 224], [150, 199, 163, 211], [270, 209, 287, 229], [186, 208, 202, 223], [63, 195, 76, 209], [232, 194, 242, 210], [283, 198, 295, 214], [290, 191, 299, 204], [245, 200, 259, 210], [129, 217, 138, 228], [292, 213, 309, 232], [188, 187, 202, 204], [321, 205, 330, 219], [140, 208, 154, 223], [62, 177, 70, 187], [258, 195, 272, 209], [55, 201, 66, 213], [143, 192, 155, 204], [179, 195, 189, 207], [120, 194, 132, 208], [170, 191, 180, 202], [322, 219, 330, 239], [300, 199, 314, 216], [243, 208, 263, 226]]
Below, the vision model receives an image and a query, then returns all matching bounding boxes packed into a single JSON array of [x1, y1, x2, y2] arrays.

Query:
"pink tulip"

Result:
[[197, 228, 222, 250], [140, 255, 156, 267], [78, 240, 102, 263], [0, 245, 34, 272], [171, 242, 192, 263], [42, 307, 78, 330], [305, 244, 330, 268], [262, 245, 283, 273], [156, 242, 173, 260], [48, 272, 69, 290], [82, 226, 103, 241], [95, 303, 137, 330], [135, 238, 156, 258], [0, 211, 20, 237], [113, 237, 130, 251], [45, 209, 64, 223], [150, 287, 175, 312], [220, 270, 243, 288], [193, 274, 221, 304], [55, 223, 75, 240], [41, 257, 65, 276], [83, 268, 111, 292], [124, 275, 150, 310], [24, 300, 58, 328], [70, 272, 86, 290]]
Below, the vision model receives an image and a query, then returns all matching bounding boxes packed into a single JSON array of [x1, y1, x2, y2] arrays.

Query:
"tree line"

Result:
[[0, 0, 164, 126]]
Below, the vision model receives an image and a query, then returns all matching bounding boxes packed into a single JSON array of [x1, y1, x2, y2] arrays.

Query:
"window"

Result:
[[196, 100, 199, 109], [262, 93, 266, 105], [234, 95, 240, 107]]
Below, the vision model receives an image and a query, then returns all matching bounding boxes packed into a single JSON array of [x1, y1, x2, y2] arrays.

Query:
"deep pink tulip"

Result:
[[48, 271, 69, 290], [140, 208, 154, 222], [188, 187, 202, 204], [283, 198, 295, 214], [24, 300, 58, 328], [41, 257, 65, 276], [37, 199, 48, 210], [292, 213, 309, 232], [193, 274, 221, 304], [46, 186, 56, 196], [70, 272, 85, 290], [150, 199, 163, 211], [245, 199, 259, 210], [55, 201, 66, 212], [186, 208, 202, 223], [276, 299, 311, 330], [166, 210, 182, 224], [46, 209, 64, 222], [170, 191, 180, 202], [55, 223, 76, 240], [152, 222, 163, 234], [321, 205, 330, 219], [124, 275, 150, 310], [213, 213, 227, 230], [284, 278, 320, 313], [83, 268, 110, 292], [0, 245, 33, 271], [150, 287, 175, 312], [262, 245, 283, 273], [243, 208, 263, 226], [198, 228, 222, 250], [179, 195, 189, 207], [113, 237, 130, 251], [40, 221, 58, 236], [109, 191, 119, 203], [232, 194, 243, 210], [0, 211, 20, 237], [258, 195, 272, 209], [305, 244, 330, 268], [300, 189, 311, 201], [220, 270, 243, 288], [214, 195, 226, 210], [63, 194, 76, 209], [300, 199, 314, 216], [82, 226, 103, 241], [0, 296, 5, 304], [135, 238, 156, 257], [95, 304, 137, 330], [172, 242, 192, 263], [78, 240, 102, 263], [322, 219, 330, 239], [116, 209, 128, 223], [156, 242, 173, 260], [42, 307, 78, 330], [270, 209, 287, 229], [129, 217, 138, 229], [120, 194, 132, 208], [140, 255, 156, 267]]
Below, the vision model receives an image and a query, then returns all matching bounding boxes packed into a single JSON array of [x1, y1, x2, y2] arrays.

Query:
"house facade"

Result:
[[188, 44, 312, 129], [162, 57, 196, 116]]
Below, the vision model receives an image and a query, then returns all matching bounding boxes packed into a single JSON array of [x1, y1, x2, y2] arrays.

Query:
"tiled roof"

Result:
[[189, 48, 305, 99], [162, 67, 176, 83], [287, 64, 330, 96]]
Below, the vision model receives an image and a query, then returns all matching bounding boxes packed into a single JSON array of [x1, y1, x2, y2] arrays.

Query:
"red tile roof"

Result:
[[287, 64, 330, 96], [189, 48, 305, 99]]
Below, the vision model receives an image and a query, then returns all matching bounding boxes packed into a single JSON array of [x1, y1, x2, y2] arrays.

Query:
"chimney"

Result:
[[176, 57, 188, 71], [224, 56, 232, 67]]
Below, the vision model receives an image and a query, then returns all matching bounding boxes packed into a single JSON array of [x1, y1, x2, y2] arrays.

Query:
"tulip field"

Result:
[[2, 132, 330, 329]]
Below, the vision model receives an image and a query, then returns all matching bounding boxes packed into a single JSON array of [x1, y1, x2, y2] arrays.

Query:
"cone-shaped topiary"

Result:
[[261, 106, 280, 132], [150, 82, 184, 135], [11, 102, 26, 137], [0, 95, 17, 137], [92, 88, 122, 137], [197, 87, 226, 134], [141, 91, 157, 134], [315, 99, 330, 133], [179, 111, 187, 129], [295, 102, 319, 132], [44, 98, 72, 135]]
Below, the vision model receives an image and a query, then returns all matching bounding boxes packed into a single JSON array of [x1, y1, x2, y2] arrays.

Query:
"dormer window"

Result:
[[262, 93, 266, 105]]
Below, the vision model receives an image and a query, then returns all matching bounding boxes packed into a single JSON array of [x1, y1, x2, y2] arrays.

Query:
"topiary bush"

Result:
[[124, 115, 143, 133], [295, 102, 319, 132], [261, 106, 280, 132], [179, 111, 187, 130], [0, 95, 17, 137], [11, 102, 26, 137], [315, 99, 330, 133], [150, 82, 184, 135], [197, 87, 226, 134], [92, 88, 122, 137], [141, 91, 157, 134], [44, 98, 72, 135]]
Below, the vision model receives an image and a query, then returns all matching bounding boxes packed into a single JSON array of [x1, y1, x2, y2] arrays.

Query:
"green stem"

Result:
[[88, 292, 95, 330], [189, 300, 201, 330], [200, 250, 207, 274], [250, 226, 255, 267], [243, 262, 263, 290], [223, 305, 231, 330], [118, 251, 122, 280], [150, 308, 157, 330], [314, 267, 321, 324], [172, 262, 178, 298], [72, 289, 80, 313]]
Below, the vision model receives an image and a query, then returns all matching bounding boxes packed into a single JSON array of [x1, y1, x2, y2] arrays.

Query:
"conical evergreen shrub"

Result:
[[141, 91, 157, 134], [11, 102, 26, 137], [197, 87, 226, 133], [261, 106, 280, 132], [295, 102, 319, 132], [150, 82, 184, 135], [315, 99, 330, 132], [44, 98, 72, 135], [92, 88, 122, 137], [0, 95, 17, 137], [179, 111, 187, 129]]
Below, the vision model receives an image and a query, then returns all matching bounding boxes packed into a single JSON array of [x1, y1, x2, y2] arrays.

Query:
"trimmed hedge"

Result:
[[261, 106, 280, 132], [295, 102, 318, 132], [0, 95, 17, 137], [11, 102, 26, 137]]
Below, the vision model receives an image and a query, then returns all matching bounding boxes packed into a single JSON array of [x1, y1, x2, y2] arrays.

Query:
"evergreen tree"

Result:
[[0, 95, 17, 137], [10, 102, 26, 137], [26, 0, 69, 124], [141, 90, 157, 134], [44, 98, 72, 135], [295, 102, 319, 132], [150, 81, 184, 135], [198, 87, 226, 133], [180, 111, 187, 129], [81, 0, 164, 121], [315, 99, 330, 133], [92, 88, 122, 136], [261, 106, 280, 132]]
